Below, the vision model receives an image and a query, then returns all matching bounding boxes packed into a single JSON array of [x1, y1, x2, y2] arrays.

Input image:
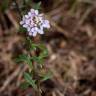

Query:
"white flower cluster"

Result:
[[20, 9, 50, 37]]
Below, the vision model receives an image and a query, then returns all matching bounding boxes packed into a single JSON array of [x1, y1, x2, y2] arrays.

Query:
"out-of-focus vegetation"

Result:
[[0, 0, 96, 96]]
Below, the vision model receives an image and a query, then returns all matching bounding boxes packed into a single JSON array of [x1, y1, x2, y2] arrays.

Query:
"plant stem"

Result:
[[32, 64, 41, 96]]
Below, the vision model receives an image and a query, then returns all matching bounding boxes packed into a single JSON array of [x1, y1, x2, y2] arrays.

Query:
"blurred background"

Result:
[[0, 0, 96, 96]]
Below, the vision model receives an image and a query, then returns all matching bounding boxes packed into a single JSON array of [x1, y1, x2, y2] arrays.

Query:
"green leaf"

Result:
[[31, 56, 44, 64], [23, 0, 32, 5], [16, 54, 33, 68], [30, 44, 37, 50], [38, 44, 46, 50], [38, 44, 48, 58], [33, 2, 41, 10], [26, 37, 37, 51], [27, 58, 33, 68], [16, 54, 28, 62], [20, 81, 29, 90], [30, 43, 48, 64], [41, 72, 52, 81], [40, 49, 48, 58], [31, 56, 40, 63], [24, 72, 37, 89], [18, 26, 27, 33], [31, 56, 38, 61]]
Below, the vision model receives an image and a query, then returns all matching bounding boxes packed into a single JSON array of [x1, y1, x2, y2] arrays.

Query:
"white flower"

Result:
[[20, 9, 50, 37]]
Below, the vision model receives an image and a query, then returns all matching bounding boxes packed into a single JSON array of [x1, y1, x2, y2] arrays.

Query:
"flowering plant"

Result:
[[15, 1, 52, 96]]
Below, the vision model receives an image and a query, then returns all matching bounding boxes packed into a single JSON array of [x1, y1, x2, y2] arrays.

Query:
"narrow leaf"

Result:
[[33, 2, 41, 10], [41, 72, 52, 81], [16, 54, 33, 68], [20, 81, 29, 90], [24, 72, 37, 89]]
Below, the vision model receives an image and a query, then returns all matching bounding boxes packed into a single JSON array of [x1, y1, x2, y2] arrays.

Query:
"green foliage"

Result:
[[19, 0, 32, 15], [16, 38, 51, 91], [19, 1, 41, 15], [31, 56, 44, 65], [24, 72, 37, 89], [37, 44, 49, 58], [40, 48, 48, 58], [33, 2, 41, 10], [18, 26, 27, 33], [16, 54, 32, 68], [20, 81, 30, 90], [14, 0, 51, 94], [30, 43, 37, 51], [26, 38, 48, 58], [25, 37, 37, 51], [30, 44, 48, 65], [41, 71, 52, 81]]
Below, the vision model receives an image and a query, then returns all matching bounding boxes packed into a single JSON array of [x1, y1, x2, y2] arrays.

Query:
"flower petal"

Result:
[[25, 15, 29, 18], [33, 31, 37, 37], [20, 8, 50, 37], [28, 32, 33, 36], [28, 12, 32, 16], [20, 21, 24, 25], [35, 10, 39, 15], [23, 24, 28, 28]]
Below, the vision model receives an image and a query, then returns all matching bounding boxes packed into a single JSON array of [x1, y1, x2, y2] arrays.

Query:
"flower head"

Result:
[[20, 9, 50, 37]]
